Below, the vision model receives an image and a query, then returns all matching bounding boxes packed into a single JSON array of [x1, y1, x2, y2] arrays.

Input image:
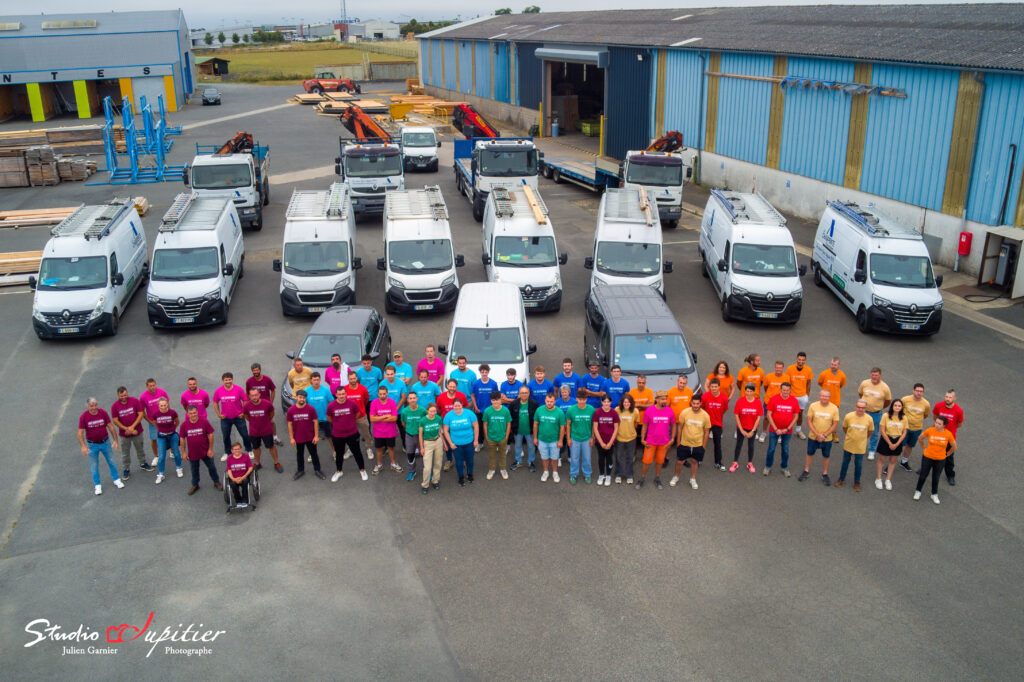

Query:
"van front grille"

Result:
[[406, 289, 442, 302], [42, 310, 91, 326], [159, 297, 205, 318], [891, 304, 933, 325], [520, 286, 550, 302], [297, 292, 335, 305], [746, 293, 789, 313]]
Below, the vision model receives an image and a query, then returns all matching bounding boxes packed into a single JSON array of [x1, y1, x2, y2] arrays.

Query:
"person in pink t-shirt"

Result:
[[324, 353, 351, 396], [369, 386, 401, 475], [225, 442, 255, 505], [180, 377, 211, 419], [213, 372, 251, 461], [417, 344, 445, 386], [179, 406, 222, 495], [77, 397, 122, 495], [246, 362, 282, 446], [110, 386, 150, 479], [286, 389, 324, 480], [243, 388, 282, 473], [139, 378, 170, 461], [636, 391, 676, 489]]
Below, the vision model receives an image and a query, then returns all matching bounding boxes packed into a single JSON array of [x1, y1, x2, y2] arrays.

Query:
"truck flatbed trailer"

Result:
[[539, 156, 621, 193]]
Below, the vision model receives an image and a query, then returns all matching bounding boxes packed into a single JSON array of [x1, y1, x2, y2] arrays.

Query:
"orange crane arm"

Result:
[[646, 131, 684, 153], [215, 131, 255, 155], [341, 105, 391, 143], [453, 104, 500, 139]]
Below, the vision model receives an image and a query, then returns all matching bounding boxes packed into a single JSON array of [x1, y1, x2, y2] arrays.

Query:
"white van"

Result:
[[147, 193, 245, 328], [273, 183, 362, 316], [438, 282, 535, 384], [481, 185, 567, 312], [379, 186, 464, 314], [30, 198, 147, 339], [699, 189, 806, 323], [584, 187, 672, 296], [399, 126, 440, 172], [812, 200, 943, 335]]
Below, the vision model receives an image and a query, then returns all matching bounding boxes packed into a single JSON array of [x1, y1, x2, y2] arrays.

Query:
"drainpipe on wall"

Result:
[[696, 51, 707, 186]]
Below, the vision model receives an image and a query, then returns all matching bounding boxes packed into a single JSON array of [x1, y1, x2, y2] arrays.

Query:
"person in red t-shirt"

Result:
[[225, 442, 255, 506], [435, 378, 468, 471], [700, 378, 730, 470], [243, 388, 282, 473], [345, 370, 371, 455], [932, 389, 964, 485], [731, 383, 764, 473], [764, 383, 800, 476]]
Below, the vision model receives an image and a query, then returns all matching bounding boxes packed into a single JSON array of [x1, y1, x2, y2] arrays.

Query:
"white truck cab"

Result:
[[147, 193, 245, 328], [186, 139, 269, 231], [399, 126, 440, 172], [620, 150, 690, 228], [336, 138, 405, 217], [454, 137, 540, 221], [30, 198, 147, 339], [481, 185, 567, 313], [379, 185, 464, 314], [812, 200, 943, 335], [585, 187, 672, 296], [699, 189, 806, 323], [273, 183, 362, 316]]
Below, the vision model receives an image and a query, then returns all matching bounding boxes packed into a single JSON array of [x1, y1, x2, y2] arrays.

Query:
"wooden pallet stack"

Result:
[[56, 156, 97, 181], [25, 146, 59, 187], [0, 151, 29, 188], [405, 78, 424, 95]]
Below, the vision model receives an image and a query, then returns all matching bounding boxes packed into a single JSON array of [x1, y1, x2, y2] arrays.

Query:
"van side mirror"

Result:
[[223, 263, 234, 276], [527, 343, 537, 355], [935, 274, 943, 287], [111, 272, 124, 286], [436, 141, 442, 148], [717, 259, 727, 272], [663, 261, 673, 274], [799, 264, 807, 277], [376, 258, 385, 271], [334, 157, 342, 176], [369, 351, 380, 360], [558, 252, 568, 265], [182, 167, 189, 185], [437, 344, 447, 355], [584, 256, 594, 269], [692, 352, 698, 364], [27, 275, 36, 290], [352, 257, 362, 270], [286, 351, 296, 359], [482, 253, 491, 266], [686, 166, 693, 179], [272, 258, 281, 272], [854, 269, 866, 283], [455, 254, 465, 267]]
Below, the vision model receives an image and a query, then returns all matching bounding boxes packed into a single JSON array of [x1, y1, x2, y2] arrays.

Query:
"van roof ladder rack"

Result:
[[51, 198, 132, 240], [828, 200, 888, 236], [385, 185, 449, 221], [160, 192, 199, 228], [710, 188, 786, 226], [286, 184, 351, 220]]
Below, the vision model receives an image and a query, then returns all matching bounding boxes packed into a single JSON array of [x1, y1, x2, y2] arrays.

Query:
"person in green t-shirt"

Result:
[[533, 392, 566, 483], [567, 389, 596, 483], [418, 403, 445, 493], [399, 393, 428, 483], [481, 391, 512, 480]]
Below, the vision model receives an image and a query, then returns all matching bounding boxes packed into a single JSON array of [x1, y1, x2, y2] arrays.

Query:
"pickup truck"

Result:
[[185, 137, 270, 231], [335, 137, 405, 216], [453, 137, 540, 221], [303, 73, 361, 94]]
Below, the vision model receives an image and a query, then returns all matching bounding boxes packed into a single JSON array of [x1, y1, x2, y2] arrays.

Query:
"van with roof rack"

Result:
[[273, 183, 362, 316], [147, 193, 244, 329], [584, 187, 672, 296], [812, 200, 943, 335], [699, 189, 806, 323], [30, 198, 148, 339]]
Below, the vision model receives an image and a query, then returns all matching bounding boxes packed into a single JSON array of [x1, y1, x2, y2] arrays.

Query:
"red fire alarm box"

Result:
[[958, 231, 973, 256]]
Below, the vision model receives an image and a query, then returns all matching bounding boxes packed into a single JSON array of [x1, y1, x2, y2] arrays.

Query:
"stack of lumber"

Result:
[[25, 146, 59, 187], [315, 99, 389, 116], [0, 250, 42, 288], [133, 196, 151, 216], [0, 151, 29, 188], [325, 92, 358, 101], [292, 93, 327, 104], [0, 126, 106, 156], [315, 101, 351, 115], [405, 78, 423, 95], [0, 206, 78, 229], [56, 157, 97, 181], [389, 95, 466, 115]]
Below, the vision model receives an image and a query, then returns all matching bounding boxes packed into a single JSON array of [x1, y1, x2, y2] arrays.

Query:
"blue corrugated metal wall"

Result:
[[420, 40, 430, 85], [965, 73, 1024, 224], [494, 42, 510, 103], [861, 64, 959, 210], [429, 39, 443, 87], [660, 49, 705, 149], [606, 47, 653, 159], [474, 41, 491, 98], [457, 40, 474, 94], [779, 58, 855, 186], [715, 53, 774, 166], [517, 42, 542, 109], [443, 40, 457, 91]]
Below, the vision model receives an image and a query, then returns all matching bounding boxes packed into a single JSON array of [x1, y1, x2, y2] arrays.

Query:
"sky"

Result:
[[1, 0, 1008, 30]]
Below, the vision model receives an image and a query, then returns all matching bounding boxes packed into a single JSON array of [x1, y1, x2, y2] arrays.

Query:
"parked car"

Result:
[[281, 306, 391, 409], [202, 88, 222, 105]]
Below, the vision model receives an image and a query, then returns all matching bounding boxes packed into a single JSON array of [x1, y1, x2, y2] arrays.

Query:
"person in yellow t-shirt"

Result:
[[800, 389, 839, 485], [786, 352, 814, 440], [817, 356, 847, 406], [672, 396, 711, 490], [914, 416, 956, 504], [759, 361, 790, 441], [900, 383, 931, 469], [287, 357, 314, 394], [875, 399, 908, 491], [836, 399, 873, 491], [666, 375, 694, 419], [613, 393, 639, 485], [858, 367, 892, 460]]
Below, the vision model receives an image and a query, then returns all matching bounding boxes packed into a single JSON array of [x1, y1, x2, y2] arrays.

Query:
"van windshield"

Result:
[[152, 247, 219, 281], [731, 244, 797, 277], [625, 159, 682, 187], [283, 241, 349, 276], [389, 239, 452, 274], [479, 149, 538, 177], [402, 133, 436, 147], [298, 334, 363, 367], [37, 256, 107, 290], [614, 333, 693, 373], [191, 163, 251, 189], [596, 242, 661, 276], [344, 153, 403, 178], [494, 236, 556, 267], [870, 254, 935, 288], [450, 327, 524, 364]]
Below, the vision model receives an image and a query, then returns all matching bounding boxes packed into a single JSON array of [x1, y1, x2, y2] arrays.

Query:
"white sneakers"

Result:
[[151, 457, 159, 467], [360, 470, 369, 481], [913, 490, 922, 500], [884, 480, 893, 491], [155, 474, 165, 485], [931, 494, 941, 505], [875, 479, 884, 490], [114, 479, 125, 489], [868, 451, 876, 461], [176, 467, 183, 478], [94, 485, 102, 495], [552, 471, 560, 483], [614, 476, 622, 484], [331, 471, 343, 483], [689, 478, 699, 490], [758, 433, 766, 443], [603, 476, 611, 487], [367, 450, 374, 459], [486, 470, 495, 480], [540, 471, 549, 482], [500, 469, 509, 480], [669, 476, 679, 487]]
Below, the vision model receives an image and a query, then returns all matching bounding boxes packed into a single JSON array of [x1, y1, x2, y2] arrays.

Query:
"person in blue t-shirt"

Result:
[[552, 358, 582, 400], [470, 364, 499, 413], [448, 356, 477, 398], [601, 364, 631, 408], [355, 354, 384, 397], [380, 366, 408, 407], [385, 350, 415, 386], [442, 397, 478, 485], [410, 369, 442, 408], [582, 361, 608, 408], [526, 366, 555, 404], [499, 368, 524, 406], [305, 372, 335, 457]]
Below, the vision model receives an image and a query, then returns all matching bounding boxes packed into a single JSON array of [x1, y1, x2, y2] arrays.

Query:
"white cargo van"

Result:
[[584, 187, 672, 296], [273, 183, 362, 316], [378, 186, 464, 314], [481, 185, 567, 312], [812, 200, 943, 335], [438, 282, 536, 384], [399, 126, 440, 172], [699, 189, 806, 323], [147, 193, 244, 328], [30, 198, 147, 339]]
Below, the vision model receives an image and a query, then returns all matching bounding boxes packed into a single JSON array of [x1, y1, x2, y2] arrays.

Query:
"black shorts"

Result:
[[677, 445, 705, 463], [877, 439, 902, 457], [252, 434, 273, 449], [374, 436, 396, 449]]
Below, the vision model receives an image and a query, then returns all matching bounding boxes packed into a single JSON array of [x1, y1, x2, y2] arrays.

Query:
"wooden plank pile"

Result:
[[133, 196, 151, 216], [0, 151, 29, 188], [0, 250, 42, 287], [389, 95, 467, 116], [56, 157, 97, 181], [0, 206, 78, 229], [314, 99, 389, 116], [405, 78, 423, 95], [0, 125, 106, 156], [25, 146, 59, 187]]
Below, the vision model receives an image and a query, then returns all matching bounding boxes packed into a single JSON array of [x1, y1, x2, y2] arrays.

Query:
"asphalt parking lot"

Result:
[[1, 82, 1022, 680]]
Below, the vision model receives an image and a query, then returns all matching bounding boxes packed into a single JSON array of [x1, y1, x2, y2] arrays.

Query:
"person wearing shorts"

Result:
[[636, 391, 675, 490], [900, 383, 931, 472], [369, 386, 401, 475], [876, 399, 908, 491], [801, 390, 839, 485], [787, 352, 814, 440], [533, 392, 565, 483], [672, 396, 711, 490]]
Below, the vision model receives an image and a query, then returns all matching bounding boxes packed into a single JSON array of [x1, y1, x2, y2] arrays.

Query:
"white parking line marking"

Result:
[[181, 102, 297, 131]]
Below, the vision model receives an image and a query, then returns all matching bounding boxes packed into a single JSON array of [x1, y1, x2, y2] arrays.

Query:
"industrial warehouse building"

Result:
[[417, 5, 1024, 272], [0, 10, 195, 123]]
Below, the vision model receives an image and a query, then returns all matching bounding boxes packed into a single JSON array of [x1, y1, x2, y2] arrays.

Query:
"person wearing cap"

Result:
[[386, 350, 415, 387], [78, 397, 123, 495], [636, 390, 675, 490]]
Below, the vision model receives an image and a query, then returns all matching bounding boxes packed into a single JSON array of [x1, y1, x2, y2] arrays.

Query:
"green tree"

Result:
[[523, 5, 540, 13], [203, 32, 213, 46], [217, 31, 226, 45], [242, 34, 250, 43], [495, 8, 512, 14], [231, 32, 240, 44]]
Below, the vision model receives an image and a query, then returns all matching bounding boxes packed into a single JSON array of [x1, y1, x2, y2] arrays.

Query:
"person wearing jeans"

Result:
[[836, 399, 874, 492], [443, 398, 478, 486], [179, 405, 222, 495], [857, 367, 891, 459], [764, 383, 799, 476], [508, 387, 538, 471], [213, 372, 251, 460], [152, 398, 183, 483], [77, 397, 123, 495], [731, 384, 763, 473], [566, 389, 595, 483]]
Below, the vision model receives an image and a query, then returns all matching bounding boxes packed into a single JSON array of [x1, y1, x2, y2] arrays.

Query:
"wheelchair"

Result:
[[223, 467, 260, 513]]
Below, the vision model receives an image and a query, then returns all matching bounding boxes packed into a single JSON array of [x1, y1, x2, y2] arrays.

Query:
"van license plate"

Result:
[[900, 323, 920, 330], [172, 317, 194, 324], [757, 312, 778, 319], [58, 327, 80, 334], [524, 301, 538, 308], [414, 304, 434, 311], [307, 306, 327, 313]]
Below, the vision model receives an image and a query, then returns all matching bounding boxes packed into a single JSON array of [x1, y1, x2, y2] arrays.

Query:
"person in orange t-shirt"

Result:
[[628, 375, 655, 417], [786, 352, 814, 440], [736, 354, 765, 399], [760, 361, 790, 441], [704, 360, 736, 401], [665, 375, 694, 419], [817, 356, 847, 407], [915, 415, 956, 504]]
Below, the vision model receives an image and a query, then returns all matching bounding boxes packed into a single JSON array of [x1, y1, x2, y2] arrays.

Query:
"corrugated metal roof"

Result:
[[0, 10, 183, 37], [420, 5, 1024, 73]]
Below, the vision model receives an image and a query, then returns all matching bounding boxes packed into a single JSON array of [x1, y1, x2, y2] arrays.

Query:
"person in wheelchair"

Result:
[[225, 442, 255, 508]]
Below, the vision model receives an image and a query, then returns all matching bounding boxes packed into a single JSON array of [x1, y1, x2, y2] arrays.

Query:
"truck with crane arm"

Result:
[[184, 131, 270, 231], [334, 105, 405, 217]]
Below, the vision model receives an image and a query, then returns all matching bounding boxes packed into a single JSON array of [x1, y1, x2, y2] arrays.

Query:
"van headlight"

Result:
[[933, 300, 943, 311], [649, 281, 662, 291], [33, 309, 47, 323], [147, 293, 159, 303], [87, 296, 106, 320], [441, 274, 456, 288], [203, 289, 221, 301], [872, 295, 892, 308], [790, 288, 803, 299], [550, 275, 561, 292], [333, 275, 351, 289], [592, 275, 609, 287], [387, 276, 405, 289], [731, 286, 748, 297], [281, 278, 298, 291]]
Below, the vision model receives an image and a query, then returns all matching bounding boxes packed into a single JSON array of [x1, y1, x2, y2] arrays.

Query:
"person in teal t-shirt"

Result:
[[567, 389, 596, 483], [418, 404, 445, 493], [481, 392, 512, 480], [534, 392, 566, 483]]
